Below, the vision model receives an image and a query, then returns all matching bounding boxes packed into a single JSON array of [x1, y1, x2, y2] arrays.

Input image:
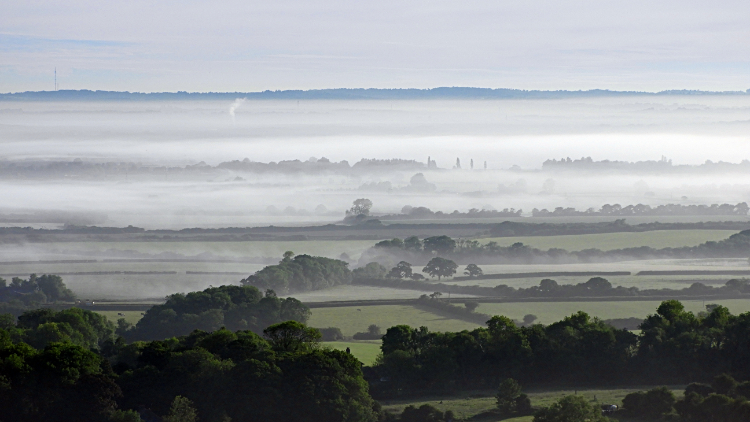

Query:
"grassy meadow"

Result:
[[379, 386, 684, 421], [476, 299, 750, 325], [308, 305, 481, 337], [322, 340, 382, 365]]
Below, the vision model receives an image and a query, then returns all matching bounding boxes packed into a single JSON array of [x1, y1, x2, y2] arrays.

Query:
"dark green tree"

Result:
[[423, 257, 458, 280], [464, 264, 483, 278]]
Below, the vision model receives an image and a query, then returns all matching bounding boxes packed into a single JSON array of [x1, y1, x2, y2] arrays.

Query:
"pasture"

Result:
[[321, 341, 381, 365], [476, 299, 750, 325], [308, 305, 481, 337], [379, 386, 684, 421]]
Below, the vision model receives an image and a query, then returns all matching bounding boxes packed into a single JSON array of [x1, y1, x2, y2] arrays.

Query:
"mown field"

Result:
[[476, 299, 750, 325], [479, 230, 737, 252], [321, 340, 381, 365], [308, 305, 481, 337], [379, 386, 684, 421]]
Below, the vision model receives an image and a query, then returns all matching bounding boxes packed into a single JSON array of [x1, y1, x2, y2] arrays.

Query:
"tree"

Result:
[[464, 264, 483, 278], [523, 314, 538, 325], [163, 396, 199, 422], [263, 320, 321, 353], [423, 236, 456, 254], [534, 395, 608, 422], [353, 262, 388, 279], [423, 257, 458, 280], [348, 198, 373, 216], [464, 301, 479, 312], [496, 378, 523, 414], [404, 236, 423, 251], [389, 261, 413, 279]]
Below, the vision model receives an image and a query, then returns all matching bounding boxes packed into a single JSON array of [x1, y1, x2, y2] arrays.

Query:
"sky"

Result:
[[1, 0, 749, 93]]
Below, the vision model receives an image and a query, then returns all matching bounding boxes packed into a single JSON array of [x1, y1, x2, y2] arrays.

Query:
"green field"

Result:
[[476, 299, 750, 325], [95, 310, 145, 325], [480, 230, 737, 252], [10, 239, 376, 261], [309, 305, 481, 337], [322, 341, 381, 365], [380, 386, 683, 421]]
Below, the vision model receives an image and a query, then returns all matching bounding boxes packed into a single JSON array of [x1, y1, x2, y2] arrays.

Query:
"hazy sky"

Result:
[[2, 1, 749, 93]]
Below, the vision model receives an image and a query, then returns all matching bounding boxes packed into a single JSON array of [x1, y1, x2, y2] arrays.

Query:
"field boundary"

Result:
[[305, 293, 750, 308], [453, 271, 631, 281], [637, 270, 750, 276]]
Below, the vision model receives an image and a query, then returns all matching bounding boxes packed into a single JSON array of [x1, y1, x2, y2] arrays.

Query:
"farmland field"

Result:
[[379, 386, 683, 421], [0, 240, 377, 261], [308, 305, 481, 337], [321, 341, 381, 365], [476, 299, 750, 325], [479, 230, 737, 251], [289, 285, 477, 302]]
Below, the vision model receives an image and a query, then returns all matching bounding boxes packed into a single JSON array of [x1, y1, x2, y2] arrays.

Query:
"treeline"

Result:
[[378, 206, 522, 220], [362, 229, 750, 265], [240, 252, 352, 294], [542, 156, 750, 173], [0, 315, 380, 422], [354, 273, 750, 299], [119, 284, 310, 341], [532, 202, 749, 217], [369, 301, 750, 396], [619, 379, 750, 421], [0, 156, 427, 180]]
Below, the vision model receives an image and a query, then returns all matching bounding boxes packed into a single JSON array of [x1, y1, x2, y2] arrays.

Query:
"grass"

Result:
[[322, 340, 381, 365], [95, 310, 144, 325], [476, 299, 750, 325], [20, 240, 377, 260], [480, 230, 737, 252], [308, 305, 481, 337], [379, 386, 683, 421]]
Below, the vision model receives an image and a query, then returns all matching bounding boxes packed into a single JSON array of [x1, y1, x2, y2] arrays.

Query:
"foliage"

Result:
[[126, 284, 310, 341], [0, 274, 75, 307], [163, 396, 199, 422], [3, 307, 115, 350], [533, 395, 609, 422], [388, 261, 413, 279], [263, 320, 321, 353], [354, 262, 388, 279], [0, 341, 121, 422], [400, 404, 455, 422], [242, 252, 352, 293], [496, 378, 523, 413], [360, 230, 750, 265], [464, 264, 483, 278], [422, 257, 458, 280], [317, 326, 344, 341], [353, 324, 382, 340]]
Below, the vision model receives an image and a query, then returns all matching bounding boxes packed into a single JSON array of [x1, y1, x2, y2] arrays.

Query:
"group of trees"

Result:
[[0, 274, 76, 309], [372, 301, 750, 395], [364, 230, 750, 265], [0, 316, 381, 422], [355, 258, 482, 282], [241, 251, 352, 293], [532, 202, 750, 217], [120, 284, 310, 341], [620, 375, 750, 421]]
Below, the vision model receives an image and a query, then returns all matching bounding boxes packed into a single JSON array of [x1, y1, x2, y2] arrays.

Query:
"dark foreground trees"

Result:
[[0, 322, 380, 422]]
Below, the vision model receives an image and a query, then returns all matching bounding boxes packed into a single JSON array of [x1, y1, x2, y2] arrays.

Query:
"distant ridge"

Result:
[[1, 87, 749, 101]]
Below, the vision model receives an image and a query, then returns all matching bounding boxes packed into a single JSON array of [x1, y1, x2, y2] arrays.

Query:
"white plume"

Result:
[[229, 98, 246, 117]]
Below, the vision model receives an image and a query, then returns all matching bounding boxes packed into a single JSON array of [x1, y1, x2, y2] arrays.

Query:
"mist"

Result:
[[0, 96, 749, 228]]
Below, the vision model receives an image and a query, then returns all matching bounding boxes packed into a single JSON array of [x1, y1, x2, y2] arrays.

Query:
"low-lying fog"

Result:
[[1, 96, 749, 228]]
